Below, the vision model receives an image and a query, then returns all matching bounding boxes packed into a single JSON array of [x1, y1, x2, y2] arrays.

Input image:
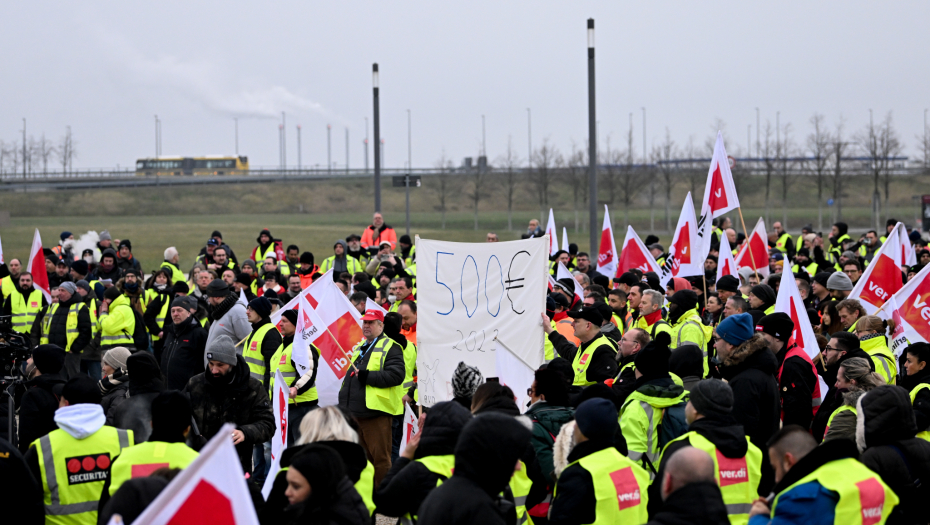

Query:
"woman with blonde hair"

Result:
[[260, 406, 376, 523], [822, 357, 885, 442], [854, 315, 898, 385]]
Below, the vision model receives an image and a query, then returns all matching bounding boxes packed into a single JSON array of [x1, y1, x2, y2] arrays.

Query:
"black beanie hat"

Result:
[[812, 272, 832, 288], [534, 368, 570, 407], [287, 445, 346, 507], [150, 391, 193, 443], [70, 259, 89, 276], [634, 331, 672, 378], [669, 290, 699, 312], [281, 309, 298, 326], [716, 275, 740, 293], [33, 344, 65, 374], [689, 379, 734, 419], [399, 234, 412, 245], [575, 398, 619, 442], [172, 281, 190, 295], [547, 357, 574, 388], [756, 312, 794, 343], [236, 272, 253, 285], [248, 297, 272, 318], [750, 284, 776, 305], [62, 376, 102, 405], [299, 252, 315, 265], [104, 286, 122, 301]]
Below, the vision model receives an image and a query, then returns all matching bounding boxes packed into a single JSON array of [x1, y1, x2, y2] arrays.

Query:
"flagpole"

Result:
[[736, 207, 760, 281], [325, 326, 360, 374]]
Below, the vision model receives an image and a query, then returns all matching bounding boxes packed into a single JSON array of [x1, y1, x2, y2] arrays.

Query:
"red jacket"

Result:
[[361, 224, 398, 250]]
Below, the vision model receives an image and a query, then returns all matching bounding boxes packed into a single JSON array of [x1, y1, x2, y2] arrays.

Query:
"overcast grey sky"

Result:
[[2, 1, 929, 169]]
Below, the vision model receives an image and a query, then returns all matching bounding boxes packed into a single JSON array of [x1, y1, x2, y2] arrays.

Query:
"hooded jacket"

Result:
[[204, 293, 252, 363], [374, 401, 473, 518], [811, 348, 874, 442], [648, 415, 751, 516], [17, 373, 66, 453], [106, 352, 166, 443], [646, 481, 730, 525], [184, 354, 274, 472], [0, 436, 44, 525], [775, 343, 817, 431], [525, 401, 575, 487], [417, 413, 532, 525], [99, 294, 135, 347], [719, 334, 780, 453], [857, 385, 930, 525], [161, 314, 209, 390]]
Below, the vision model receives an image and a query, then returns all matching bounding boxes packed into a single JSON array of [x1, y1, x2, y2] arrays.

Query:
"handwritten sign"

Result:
[[416, 237, 547, 406]]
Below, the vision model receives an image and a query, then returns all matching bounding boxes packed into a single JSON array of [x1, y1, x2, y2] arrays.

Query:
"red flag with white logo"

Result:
[[399, 402, 419, 452], [716, 232, 738, 283], [774, 269, 829, 404], [697, 132, 740, 259], [660, 192, 702, 288], [261, 369, 289, 499], [27, 229, 50, 302], [883, 263, 930, 347], [734, 218, 769, 278], [617, 226, 662, 277], [130, 423, 259, 525], [545, 208, 559, 256], [595, 205, 618, 279], [848, 223, 903, 315]]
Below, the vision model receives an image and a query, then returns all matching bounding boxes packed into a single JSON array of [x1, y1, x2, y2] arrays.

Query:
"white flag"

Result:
[[238, 287, 248, 306], [561, 227, 569, 253], [495, 338, 536, 413], [399, 403, 420, 452], [129, 423, 260, 525], [900, 223, 918, 267], [848, 223, 903, 315], [716, 231, 738, 283], [366, 297, 387, 316], [262, 369, 289, 499], [660, 192, 702, 288], [545, 208, 559, 256], [734, 218, 770, 278], [556, 261, 584, 304], [773, 271, 830, 401], [697, 131, 741, 260], [617, 226, 662, 277], [294, 294, 324, 379], [595, 205, 618, 279]]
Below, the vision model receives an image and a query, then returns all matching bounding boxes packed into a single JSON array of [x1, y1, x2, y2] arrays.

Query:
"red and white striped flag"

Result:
[[848, 223, 903, 315], [734, 218, 769, 278], [660, 192, 702, 288], [697, 132, 741, 259], [545, 208, 559, 256], [595, 205, 618, 279], [617, 226, 662, 277], [27, 229, 50, 301], [716, 231, 738, 283], [129, 423, 260, 525]]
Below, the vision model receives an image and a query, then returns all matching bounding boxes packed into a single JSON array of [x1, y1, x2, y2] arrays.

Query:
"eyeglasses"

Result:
[[526, 387, 534, 396], [823, 345, 838, 352]]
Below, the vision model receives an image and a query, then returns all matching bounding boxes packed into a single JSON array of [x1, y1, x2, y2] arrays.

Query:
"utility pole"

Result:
[[282, 112, 286, 168], [527, 108, 532, 169], [22, 118, 26, 179], [346, 127, 350, 174], [373, 63, 381, 213], [481, 114, 486, 157], [755, 107, 760, 158], [234, 117, 238, 156], [297, 125, 302, 170], [154, 115, 159, 159], [407, 109, 412, 170], [327, 124, 332, 174], [278, 125, 283, 168], [587, 18, 598, 253], [364, 117, 369, 174]]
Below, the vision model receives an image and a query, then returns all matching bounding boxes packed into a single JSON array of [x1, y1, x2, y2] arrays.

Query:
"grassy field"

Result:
[[1, 170, 926, 272]]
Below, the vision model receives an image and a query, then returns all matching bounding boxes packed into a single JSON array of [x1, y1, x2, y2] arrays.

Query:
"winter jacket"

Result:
[[337, 334, 406, 419], [204, 293, 251, 362], [17, 373, 66, 453], [270, 477, 369, 525], [0, 436, 44, 525], [142, 288, 172, 336], [248, 317, 283, 388], [319, 241, 366, 275], [646, 481, 730, 525], [374, 401, 473, 519], [99, 294, 135, 346], [161, 315, 209, 390], [548, 331, 619, 385], [32, 293, 92, 354], [669, 307, 711, 350], [810, 348, 874, 442], [525, 401, 575, 486], [418, 413, 532, 525], [857, 384, 930, 525], [821, 389, 865, 443], [106, 353, 165, 443], [361, 223, 398, 250], [719, 334, 780, 495], [775, 343, 817, 431], [116, 254, 141, 274], [185, 354, 274, 472], [98, 477, 169, 525], [620, 376, 688, 473], [649, 415, 753, 517], [599, 322, 622, 344], [100, 381, 129, 417]]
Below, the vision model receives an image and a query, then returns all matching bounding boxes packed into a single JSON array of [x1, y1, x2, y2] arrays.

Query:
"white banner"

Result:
[[416, 237, 547, 406], [399, 403, 419, 452], [262, 369, 288, 499]]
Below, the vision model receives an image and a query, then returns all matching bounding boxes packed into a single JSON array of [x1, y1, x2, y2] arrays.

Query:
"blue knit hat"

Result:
[[716, 313, 755, 346]]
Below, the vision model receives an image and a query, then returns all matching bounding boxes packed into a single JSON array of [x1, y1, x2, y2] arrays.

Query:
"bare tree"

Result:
[[566, 143, 588, 233], [878, 113, 903, 217], [432, 152, 455, 229], [59, 127, 76, 175], [829, 121, 852, 223], [682, 137, 703, 201], [916, 124, 930, 169], [806, 114, 832, 231], [468, 154, 490, 230], [530, 139, 561, 219], [36, 133, 55, 176], [495, 137, 522, 231], [778, 120, 794, 228], [760, 121, 776, 224], [857, 112, 902, 227], [615, 149, 648, 228], [601, 135, 621, 222], [653, 128, 678, 233]]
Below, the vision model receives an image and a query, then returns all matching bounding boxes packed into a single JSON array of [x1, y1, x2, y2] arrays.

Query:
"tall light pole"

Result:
[[373, 63, 381, 213], [527, 108, 532, 169], [345, 127, 350, 174], [327, 124, 332, 174], [278, 124, 283, 168], [281, 112, 286, 168], [364, 117, 369, 173], [22, 118, 27, 179], [641, 107, 646, 164], [234, 117, 238, 156], [755, 107, 760, 158], [407, 109, 412, 170], [587, 18, 598, 253], [297, 125, 302, 170], [154, 115, 159, 159], [747, 125, 751, 160]]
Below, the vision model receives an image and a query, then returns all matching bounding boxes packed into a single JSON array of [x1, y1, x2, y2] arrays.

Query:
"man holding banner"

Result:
[[338, 308, 405, 486]]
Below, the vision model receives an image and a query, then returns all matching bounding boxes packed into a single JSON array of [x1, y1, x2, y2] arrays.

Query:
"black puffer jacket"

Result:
[[161, 315, 209, 391], [857, 385, 930, 525], [185, 354, 274, 472], [648, 415, 751, 516], [775, 343, 817, 431], [374, 401, 472, 518], [106, 352, 166, 443], [900, 368, 930, 434], [718, 334, 780, 453], [418, 413, 532, 525], [18, 373, 66, 453], [100, 381, 128, 417], [0, 436, 43, 525], [646, 481, 730, 525]]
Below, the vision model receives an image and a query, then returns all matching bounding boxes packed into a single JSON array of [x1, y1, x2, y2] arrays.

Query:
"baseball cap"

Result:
[[361, 309, 385, 322], [567, 305, 604, 326]]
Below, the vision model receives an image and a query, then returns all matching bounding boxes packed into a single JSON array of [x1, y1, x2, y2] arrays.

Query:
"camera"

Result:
[[0, 316, 31, 378]]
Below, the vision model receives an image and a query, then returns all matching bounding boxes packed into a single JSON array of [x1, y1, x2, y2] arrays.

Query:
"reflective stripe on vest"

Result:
[[109, 441, 198, 495], [511, 460, 533, 525], [661, 432, 761, 525], [360, 336, 404, 415], [243, 323, 277, 383], [11, 288, 43, 333], [555, 447, 650, 524], [40, 302, 85, 352], [268, 343, 318, 404], [861, 336, 897, 385], [37, 426, 131, 521], [772, 457, 898, 524], [402, 340, 417, 389], [910, 383, 930, 442], [571, 335, 616, 387], [151, 297, 170, 342]]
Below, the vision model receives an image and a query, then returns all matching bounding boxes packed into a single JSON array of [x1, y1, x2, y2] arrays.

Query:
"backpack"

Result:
[[122, 308, 149, 351], [657, 397, 690, 450]]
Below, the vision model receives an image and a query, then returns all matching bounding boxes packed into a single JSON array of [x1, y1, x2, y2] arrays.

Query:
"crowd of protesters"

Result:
[[1, 212, 929, 525]]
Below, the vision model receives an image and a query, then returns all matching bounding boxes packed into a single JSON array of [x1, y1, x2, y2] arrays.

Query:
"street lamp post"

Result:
[[327, 124, 332, 174], [346, 127, 350, 174], [527, 108, 532, 170], [755, 107, 760, 158], [587, 18, 598, 253], [373, 63, 381, 213], [297, 125, 302, 170], [234, 117, 238, 156], [282, 112, 286, 168]]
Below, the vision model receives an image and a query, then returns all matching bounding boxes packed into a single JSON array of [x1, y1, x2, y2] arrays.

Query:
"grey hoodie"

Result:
[[331, 240, 350, 273]]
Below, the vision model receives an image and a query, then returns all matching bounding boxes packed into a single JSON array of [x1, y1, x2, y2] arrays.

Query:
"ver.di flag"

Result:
[[848, 222, 903, 315], [556, 261, 584, 305], [130, 423, 259, 525], [27, 228, 50, 301], [545, 208, 559, 256], [773, 270, 829, 403], [716, 231, 738, 283], [399, 402, 419, 452], [295, 294, 341, 405], [261, 369, 289, 499], [697, 131, 740, 259], [595, 205, 618, 279], [618, 226, 662, 277], [734, 218, 769, 278], [660, 192, 702, 288], [879, 264, 930, 354], [900, 223, 918, 267]]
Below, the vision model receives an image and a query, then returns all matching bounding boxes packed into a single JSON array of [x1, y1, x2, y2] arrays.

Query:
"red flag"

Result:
[[734, 218, 769, 278], [660, 192, 702, 288], [716, 233, 738, 283], [27, 229, 50, 301], [886, 264, 930, 345], [595, 205, 618, 278], [848, 225, 902, 315], [697, 132, 741, 259], [617, 226, 662, 277], [130, 423, 259, 524]]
